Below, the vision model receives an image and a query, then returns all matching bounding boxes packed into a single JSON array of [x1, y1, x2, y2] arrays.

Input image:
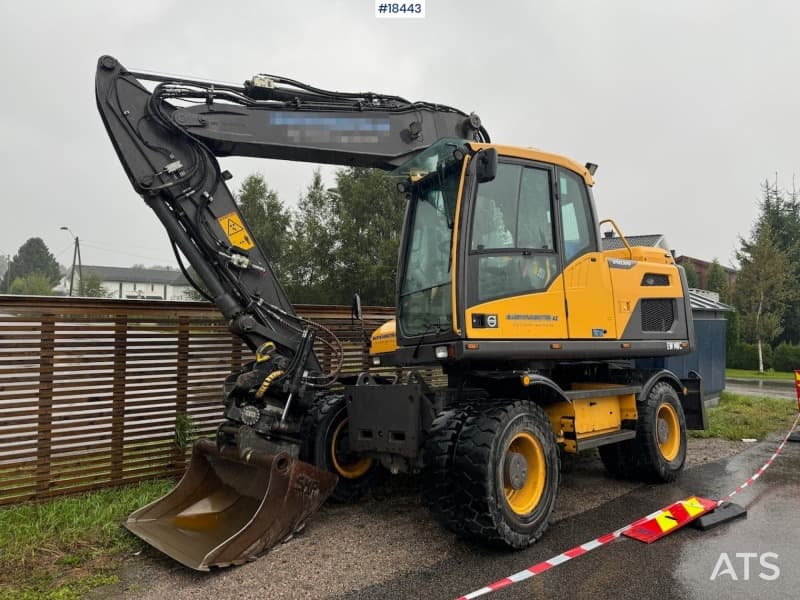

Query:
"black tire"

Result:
[[599, 382, 687, 483], [447, 400, 560, 548], [300, 394, 383, 503], [422, 404, 474, 536], [633, 382, 687, 482]]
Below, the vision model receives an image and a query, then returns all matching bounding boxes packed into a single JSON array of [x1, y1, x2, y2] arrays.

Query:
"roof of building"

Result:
[[600, 234, 666, 251], [675, 255, 738, 274], [689, 289, 733, 312], [75, 265, 189, 286]]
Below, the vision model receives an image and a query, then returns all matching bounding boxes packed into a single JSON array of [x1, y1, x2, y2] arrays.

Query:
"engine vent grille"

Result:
[[641, 299, 674, 332]]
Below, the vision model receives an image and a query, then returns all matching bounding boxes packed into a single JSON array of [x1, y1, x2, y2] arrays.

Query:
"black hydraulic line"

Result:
[[96, 55, 487, 383], [171, 240, 213, 303]]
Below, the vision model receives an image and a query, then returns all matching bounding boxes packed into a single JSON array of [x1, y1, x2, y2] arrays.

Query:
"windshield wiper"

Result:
[[412, 321, 448, 358]]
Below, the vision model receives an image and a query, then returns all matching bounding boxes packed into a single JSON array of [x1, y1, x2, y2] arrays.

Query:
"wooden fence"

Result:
[[0, 295, 397, 506]]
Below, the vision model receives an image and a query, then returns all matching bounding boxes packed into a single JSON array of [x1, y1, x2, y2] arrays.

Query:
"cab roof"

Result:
[[467, 142, 594, 186]]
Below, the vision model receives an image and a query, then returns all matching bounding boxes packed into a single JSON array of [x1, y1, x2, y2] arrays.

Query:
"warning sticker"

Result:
[[217, 212, 254, 250]]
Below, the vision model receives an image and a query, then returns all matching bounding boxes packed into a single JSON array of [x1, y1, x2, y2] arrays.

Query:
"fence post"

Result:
[[110, 315, 127, 481], [362, 319, 371, 372], [174, 316, 190, 470], [231, 333, 243, 371], [35, 316, 55, 498]]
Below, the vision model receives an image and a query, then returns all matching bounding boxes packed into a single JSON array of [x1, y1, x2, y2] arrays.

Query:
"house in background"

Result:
[[674, 255, 737, 289], [600, 232, 671, 252], [600, 235, 738, 289], [59, 265, 195, 300]]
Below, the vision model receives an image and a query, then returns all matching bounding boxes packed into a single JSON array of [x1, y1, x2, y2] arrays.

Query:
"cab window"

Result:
[[558, 168, 596, 263], [469, 163, 557, 303]]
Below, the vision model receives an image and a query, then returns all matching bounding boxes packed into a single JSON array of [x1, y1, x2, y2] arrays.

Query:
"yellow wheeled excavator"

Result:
[[95, 55, 706, 570]]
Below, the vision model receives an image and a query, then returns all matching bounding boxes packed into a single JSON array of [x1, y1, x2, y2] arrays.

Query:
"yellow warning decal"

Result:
[[682, 497, 706, 517], [217, 212, 254, 250], [654, 511, 678, 533]]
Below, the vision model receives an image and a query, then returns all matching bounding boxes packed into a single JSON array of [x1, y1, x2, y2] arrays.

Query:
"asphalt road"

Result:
[[338, 433, 800, 600], [725, 378, 797, 401], [114, 433, 799, 600]]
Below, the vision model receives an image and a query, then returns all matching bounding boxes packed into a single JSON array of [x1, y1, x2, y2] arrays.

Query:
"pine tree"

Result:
[[734, 221, 792, 372], [2, 238, 61, 291], [237, 174, 291, 278], [705, 259, 729, 302], [679, 259, 700, 288]]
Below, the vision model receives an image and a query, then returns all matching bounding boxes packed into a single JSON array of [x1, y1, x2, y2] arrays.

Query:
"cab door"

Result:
[[463, 160, 568, 340], [556, 168, 618, 339]]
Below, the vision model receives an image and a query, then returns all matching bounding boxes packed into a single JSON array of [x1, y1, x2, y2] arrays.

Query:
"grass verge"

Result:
[[691, 391, 798, 441], [725, 368, 796, 381], [0, 479, 174, 599]]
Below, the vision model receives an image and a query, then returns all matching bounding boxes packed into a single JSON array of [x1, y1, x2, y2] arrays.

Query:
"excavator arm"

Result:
[[96, 55, 486, 380], [94, 55, 487, 569]]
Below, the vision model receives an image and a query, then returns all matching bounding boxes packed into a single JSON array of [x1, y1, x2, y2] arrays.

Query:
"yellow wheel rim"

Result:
[[503, 432, 546, 515], [656, 402, 680, 461], [330, 417, 373, 479]]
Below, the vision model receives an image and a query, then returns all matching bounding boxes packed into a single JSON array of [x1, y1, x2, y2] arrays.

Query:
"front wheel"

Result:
[[447, 400, 560, 548], [301, 394, 383, 502]]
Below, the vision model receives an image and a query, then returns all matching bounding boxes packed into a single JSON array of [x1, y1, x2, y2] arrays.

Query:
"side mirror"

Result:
[[351, 293, 363, 322], [475, 148, 498, 183]]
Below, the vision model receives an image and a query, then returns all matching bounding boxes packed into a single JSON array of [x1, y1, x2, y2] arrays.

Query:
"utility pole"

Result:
[[60, 227, 83, 296]]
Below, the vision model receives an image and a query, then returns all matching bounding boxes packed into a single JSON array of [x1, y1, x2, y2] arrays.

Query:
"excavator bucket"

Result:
[[125, 438, 337, 570]]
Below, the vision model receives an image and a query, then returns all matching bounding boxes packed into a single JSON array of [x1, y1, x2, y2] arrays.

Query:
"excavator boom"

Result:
[[95, 55, 487, 569]]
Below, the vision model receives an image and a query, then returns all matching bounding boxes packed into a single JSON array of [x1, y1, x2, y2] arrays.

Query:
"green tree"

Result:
[[734, 222, 792, 372], [725, 310, 740, 357], [705, 259, 729, 301], [679, 259, 700, 288], [237, 174, 292, 278], [756, 179, 800, 343], [79, 273, 112, 298], [283, 168, 406, 306], [2, 238, 61, 291], [328, 167, 406, 305], [284, 170, 338, 303], [9, 273, 55, 295]]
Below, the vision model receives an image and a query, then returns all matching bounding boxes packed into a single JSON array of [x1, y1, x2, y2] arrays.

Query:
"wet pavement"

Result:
[[337, 433, 800, 600], [725, 378, 797, 401]]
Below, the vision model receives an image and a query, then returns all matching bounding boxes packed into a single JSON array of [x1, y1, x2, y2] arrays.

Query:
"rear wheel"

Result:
[[445, 400, 560, 548], [635, 382, 687, 482], [301, 394, 382, 502], [599, 381, 687, 482]]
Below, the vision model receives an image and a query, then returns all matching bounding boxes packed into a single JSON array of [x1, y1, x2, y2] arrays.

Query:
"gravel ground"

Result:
[[95, 436, 744, 600]]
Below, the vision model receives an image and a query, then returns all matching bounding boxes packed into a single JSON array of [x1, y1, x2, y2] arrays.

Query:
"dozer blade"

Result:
[[125, 438, 337, 570]]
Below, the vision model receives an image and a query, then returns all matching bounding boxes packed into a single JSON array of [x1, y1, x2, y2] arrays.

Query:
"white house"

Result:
[[59, 265, 196, 300]]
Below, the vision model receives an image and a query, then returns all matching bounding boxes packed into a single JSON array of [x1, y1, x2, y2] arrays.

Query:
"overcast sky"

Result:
[[2, 1, 798, 271]]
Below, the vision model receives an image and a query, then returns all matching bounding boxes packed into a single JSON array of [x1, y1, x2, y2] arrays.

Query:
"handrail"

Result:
[[599, 218, 633, 260]]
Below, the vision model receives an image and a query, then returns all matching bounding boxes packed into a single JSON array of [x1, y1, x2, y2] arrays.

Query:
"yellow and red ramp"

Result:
[[622, 496, 717, 543]]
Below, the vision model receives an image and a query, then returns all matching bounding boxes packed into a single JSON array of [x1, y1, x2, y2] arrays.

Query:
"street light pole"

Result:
[[60, 227, 82, 296]]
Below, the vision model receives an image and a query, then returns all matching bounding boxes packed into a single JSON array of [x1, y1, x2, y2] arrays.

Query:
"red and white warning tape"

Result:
[[716, 412, 800, 506], [456, 517, 649, 599], [455, 412, 800, 600]]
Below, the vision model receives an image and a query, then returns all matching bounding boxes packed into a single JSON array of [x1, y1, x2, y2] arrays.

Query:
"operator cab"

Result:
[[382, 137, 688, 366], [392, 137, 598, 348]]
